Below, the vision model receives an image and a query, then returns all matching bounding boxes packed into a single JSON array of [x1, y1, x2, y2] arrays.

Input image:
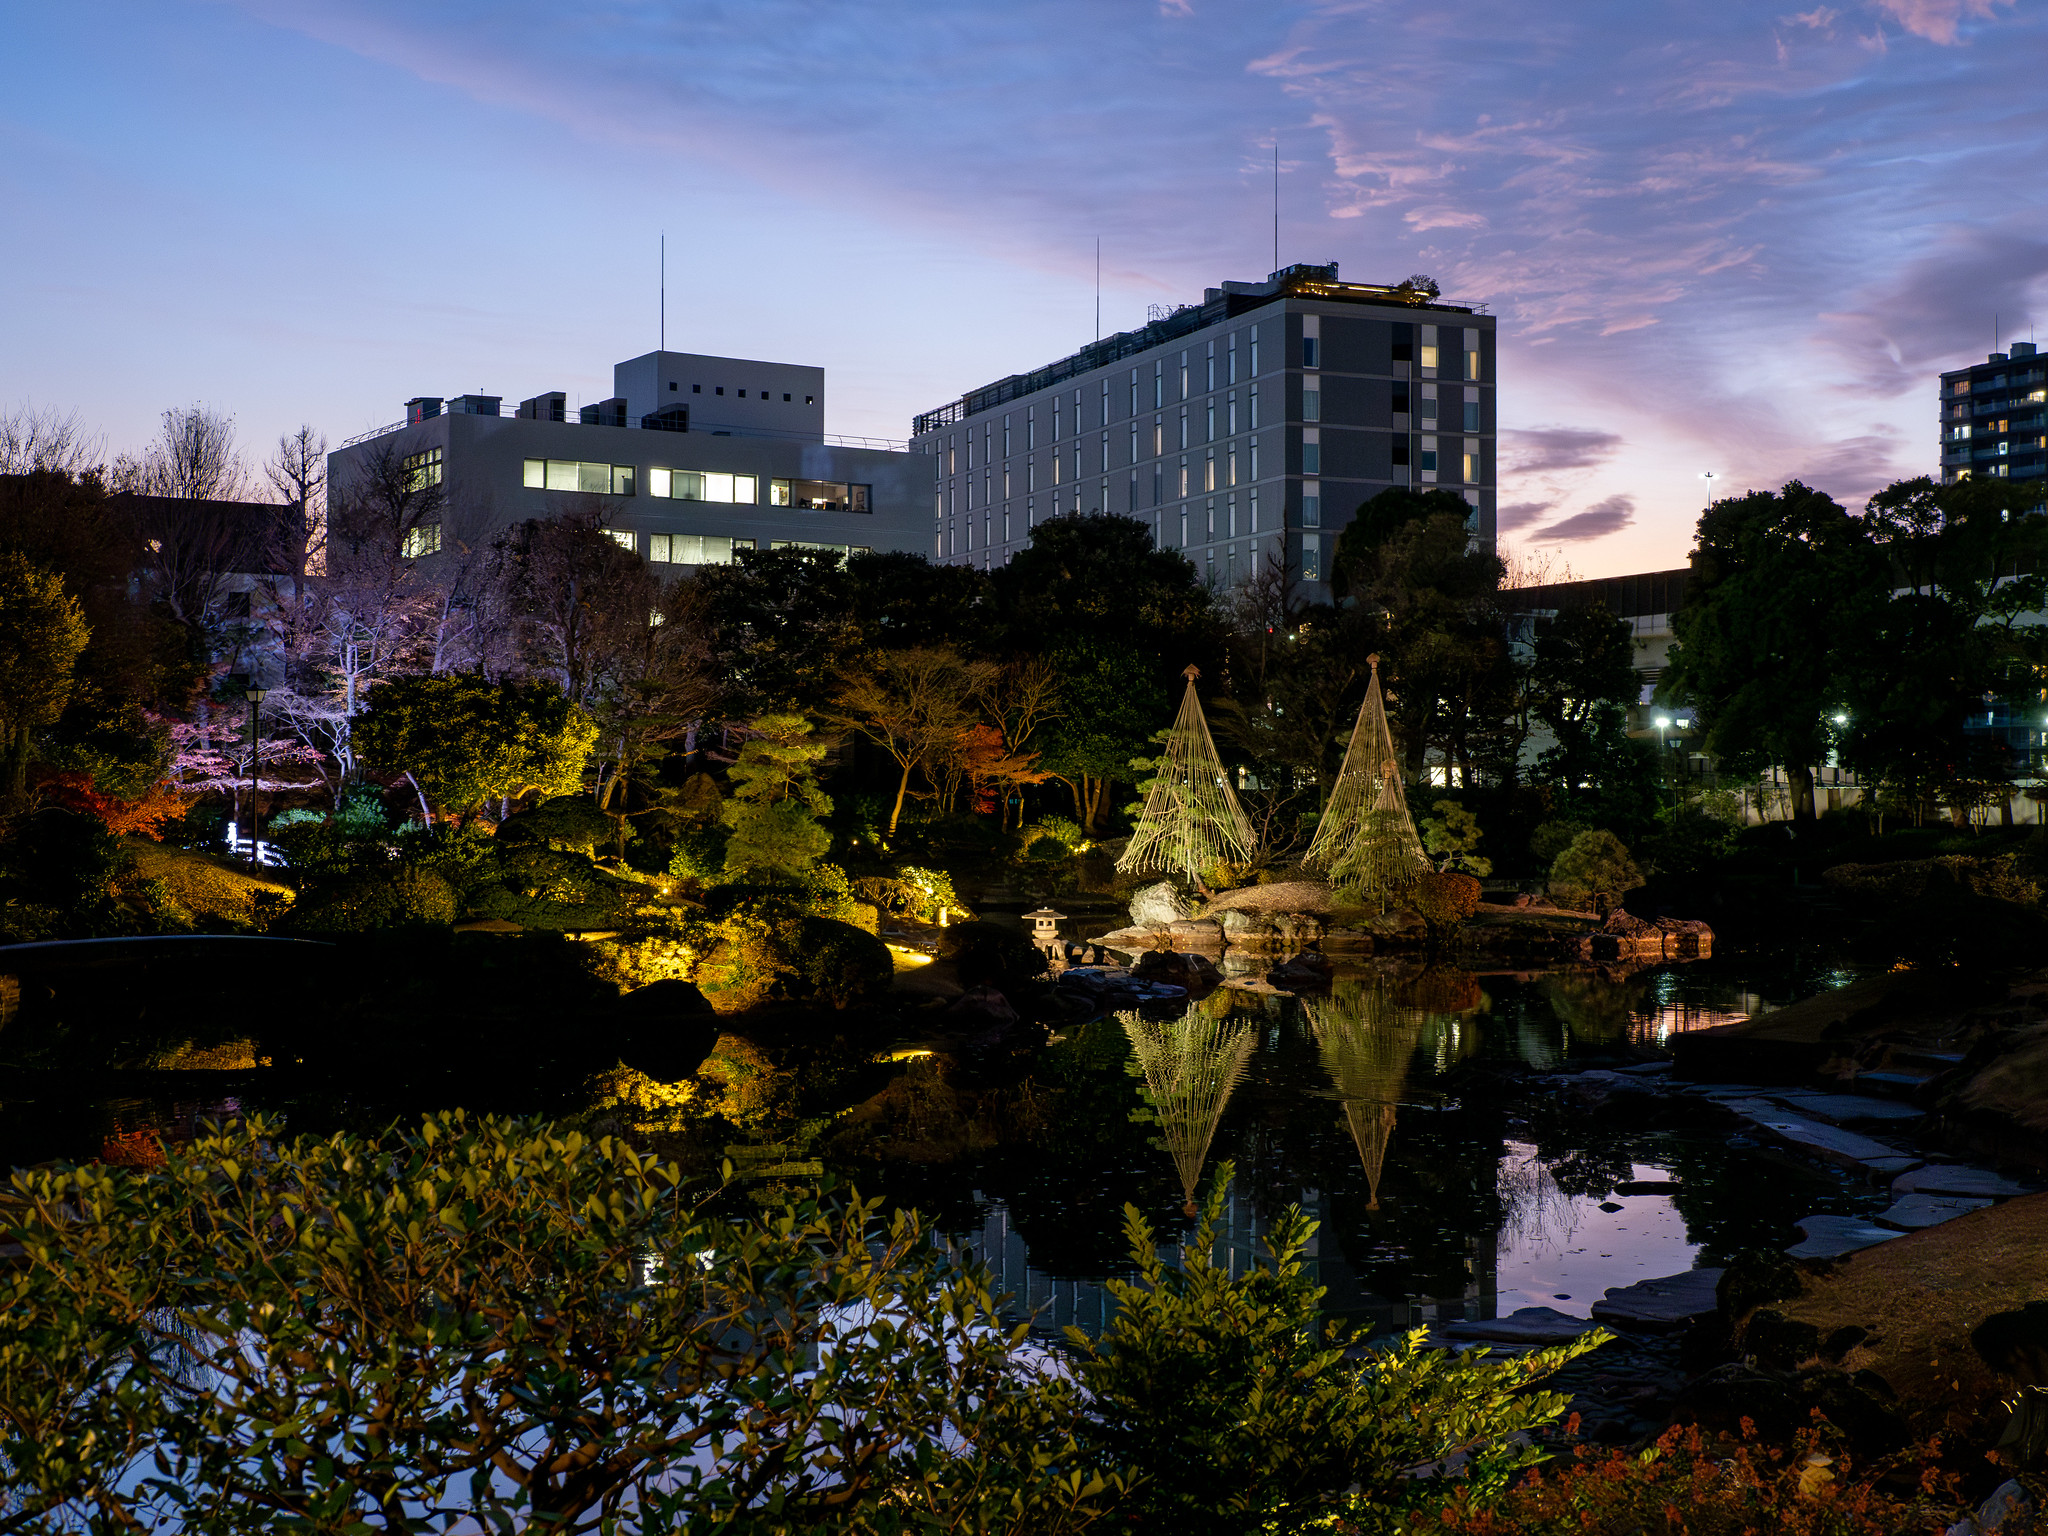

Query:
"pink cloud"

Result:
[[1872, 0, 2017, 43], [1533, 495, 1637, 542]]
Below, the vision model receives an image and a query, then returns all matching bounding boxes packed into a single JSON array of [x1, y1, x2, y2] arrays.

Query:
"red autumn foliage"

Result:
[[1422, 1418, 1967, 1536], [37, 769, 191, 840]]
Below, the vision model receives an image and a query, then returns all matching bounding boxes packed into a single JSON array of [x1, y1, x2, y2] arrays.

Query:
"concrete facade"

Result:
[[328, 350, 929, 568], [910, 263, 1497, 595]]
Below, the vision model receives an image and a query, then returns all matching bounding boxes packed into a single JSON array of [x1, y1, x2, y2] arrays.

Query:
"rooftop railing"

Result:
[[340, 409, 915, 454]]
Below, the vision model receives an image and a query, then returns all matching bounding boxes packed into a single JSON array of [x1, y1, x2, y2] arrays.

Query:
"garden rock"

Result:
[[1590, 1267, 1724, 1332], [1892, 1165, 2041, 1201], [1165, 918, 1224, 948], [1132, 948, 1220, 994], [1786, 1214, 1905, 1260], [1267, 951, 1334, 992], [1127, 881, 1191, 931], [1971, 1299, 2048, 1386], [610, 981, 719, 1080], [1877, 1193, 1993, 1230], [1437, 1307, 1595, 1345]]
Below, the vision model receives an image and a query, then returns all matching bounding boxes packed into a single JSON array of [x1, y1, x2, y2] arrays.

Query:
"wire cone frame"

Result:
[[1306, 978, 1423, 1210], [1121, 1006, 1257, 1217], [1305, 656, 1430, 910], [1117, 667, 1256, 880]]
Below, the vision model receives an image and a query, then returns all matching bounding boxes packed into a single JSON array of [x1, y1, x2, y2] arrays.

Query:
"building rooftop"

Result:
[[912, 262, 1488, 435]]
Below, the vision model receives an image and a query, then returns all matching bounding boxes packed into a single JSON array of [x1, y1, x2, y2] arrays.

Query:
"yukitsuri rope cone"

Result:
[[1120, 1006, 1258, 1218], [1116, 665, 1256, 881], [1304, 654, 1431, 910], [1305, 978, 1424, 1211]]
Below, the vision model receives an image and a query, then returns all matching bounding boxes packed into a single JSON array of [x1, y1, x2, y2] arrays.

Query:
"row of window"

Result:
[[931, 322, 1487, 457], [667, 383, 815, 403], [624, 532, 875, 565], [522, 459, 872, 512]]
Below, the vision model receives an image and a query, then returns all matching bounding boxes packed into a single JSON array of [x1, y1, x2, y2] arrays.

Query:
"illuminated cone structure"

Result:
[[1305, 978, 1422, 1211], [1116, 665, 1255, 881], [1121, 1006, 1257, 1217], [1305, 654, 1430, 909]]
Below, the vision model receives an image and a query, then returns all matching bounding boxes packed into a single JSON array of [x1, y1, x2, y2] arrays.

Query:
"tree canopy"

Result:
[[353, 672, 596, 818]]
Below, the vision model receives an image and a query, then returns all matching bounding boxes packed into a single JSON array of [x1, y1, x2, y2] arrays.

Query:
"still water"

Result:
[[857, 954, 1885, 1338], [1, 949, 1888, 1340]]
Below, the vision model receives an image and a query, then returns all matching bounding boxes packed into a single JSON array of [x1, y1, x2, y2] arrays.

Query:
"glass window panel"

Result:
[[649, 467, 672, 498], [608, 529, 635, 552], [1302, 390, 1321, 422], [611, 465, 635, 496], [676, 471, 704, 501], [523, 459, 545, 488], [545, 460, 578, 491], [579, 461, 610, 493], [734, 475, 758, 504], [704, 472, 735, 503], [649, 533, 673, 563], [770, 479, 792, 506]]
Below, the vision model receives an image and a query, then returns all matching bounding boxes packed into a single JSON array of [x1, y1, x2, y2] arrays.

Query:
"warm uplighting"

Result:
[[1653, 715, 1671, 728]]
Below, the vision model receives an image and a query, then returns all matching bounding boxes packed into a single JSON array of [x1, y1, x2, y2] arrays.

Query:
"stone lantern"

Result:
[[1023, 908, 1065, 951]]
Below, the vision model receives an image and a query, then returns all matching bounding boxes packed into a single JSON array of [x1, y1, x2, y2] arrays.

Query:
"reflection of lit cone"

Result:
[[1308, 977, 1424, 1212], [1122, 1006, 1256, 1217], [1343, 1099, 1400, 1210]]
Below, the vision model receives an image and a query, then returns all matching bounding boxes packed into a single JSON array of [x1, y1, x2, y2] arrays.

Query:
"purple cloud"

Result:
[[1502, 428, 1623, 475], [1533, 495, 1637, 542], [1496, 500, 1554, 533]]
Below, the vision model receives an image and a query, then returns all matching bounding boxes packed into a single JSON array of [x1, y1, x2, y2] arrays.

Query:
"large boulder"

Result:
[[1132, 948, 1221, 994], [1127, 881, 1192, 930]]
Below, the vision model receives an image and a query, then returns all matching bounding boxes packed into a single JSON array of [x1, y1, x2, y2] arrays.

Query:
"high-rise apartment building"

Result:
[[909, 263, 1496, 588], [1939, 342, 2048, 488]]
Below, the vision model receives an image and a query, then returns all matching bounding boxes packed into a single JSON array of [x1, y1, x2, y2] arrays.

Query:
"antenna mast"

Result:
[[660, 232, 666, 353], [1095, 238, 1101, 343], [1272, 143, 1280, 273]]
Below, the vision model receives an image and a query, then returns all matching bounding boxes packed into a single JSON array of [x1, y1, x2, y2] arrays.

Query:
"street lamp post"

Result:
[[245, 683, 268, 871], [1655, 715, 1672, 818]]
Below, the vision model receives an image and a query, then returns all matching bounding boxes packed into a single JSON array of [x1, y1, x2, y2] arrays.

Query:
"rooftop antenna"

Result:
[[660, 232, 666, 353], [1273, 142, 1280, 274], [1095, 237, 1101, 344]]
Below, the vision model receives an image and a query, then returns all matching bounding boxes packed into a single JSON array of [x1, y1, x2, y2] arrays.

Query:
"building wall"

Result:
[[612, 350, 825, 438], [327, 412, 929, 566], [910, 271, 1496, 595], [1940, 343, 2048, 487]]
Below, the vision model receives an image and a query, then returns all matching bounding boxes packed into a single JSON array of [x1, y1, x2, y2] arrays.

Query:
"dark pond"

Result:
[[0, 943, 1896, 1340]]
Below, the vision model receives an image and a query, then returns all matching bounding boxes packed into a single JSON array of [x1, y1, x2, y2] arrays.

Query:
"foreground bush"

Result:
[[0, 1115, 1111, 1533], [1, 1125, 1602, 1533], [1423, 1420, 1966, 1536]]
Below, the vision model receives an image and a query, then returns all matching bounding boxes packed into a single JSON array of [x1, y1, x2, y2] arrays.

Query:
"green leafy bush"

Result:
[[1065, 1166, 1604, 1534], [1024, 834, 1070, 863], [1529, 818, 1590, 869], [497, 793, 623, 856], [0, 1115, 1117, 1533], [1421, 800, 1494, 877], [1027, 815, 1086, 852]]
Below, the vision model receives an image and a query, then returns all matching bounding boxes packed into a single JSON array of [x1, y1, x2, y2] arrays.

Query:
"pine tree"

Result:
[[1116, 666, 1255, 881], [1305, 979, 1423, 1210], [1305, 655, 1430, 909]]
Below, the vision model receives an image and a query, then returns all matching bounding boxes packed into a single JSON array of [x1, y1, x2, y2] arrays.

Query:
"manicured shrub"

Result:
[[497, 794, 622, 856], [1410, 870, 1483, 937], [1548, 829, 1644, 911], [280, 864, 458, 933]]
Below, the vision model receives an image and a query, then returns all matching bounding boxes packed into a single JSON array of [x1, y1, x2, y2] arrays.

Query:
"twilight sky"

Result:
[[5, 0, 2046, 575]]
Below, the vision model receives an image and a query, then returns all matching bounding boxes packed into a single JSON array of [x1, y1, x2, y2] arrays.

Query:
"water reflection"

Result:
[[1120, 1005, 1258, 1218]]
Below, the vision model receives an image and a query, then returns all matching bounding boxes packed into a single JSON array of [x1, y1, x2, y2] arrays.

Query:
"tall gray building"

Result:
[[329, 349, 929, 567], [910, 263, 1496, 589]]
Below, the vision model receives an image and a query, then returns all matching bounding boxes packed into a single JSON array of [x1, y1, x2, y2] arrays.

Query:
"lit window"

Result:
[[402, 523, 441, 559], [403, 447, 442, 490], [1301, 534, 1321, 582], [1465, 349, 1481, 379], [650, 533, 747, 565], [660, 471, 759, 504], [769, 479, 871, 512], [524, 460, 634, 495], [1420, 345, 1440, 370], [1464, 452, 1481, 481], [649, 467, 672, 497], [608, 529, 636, 552]]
